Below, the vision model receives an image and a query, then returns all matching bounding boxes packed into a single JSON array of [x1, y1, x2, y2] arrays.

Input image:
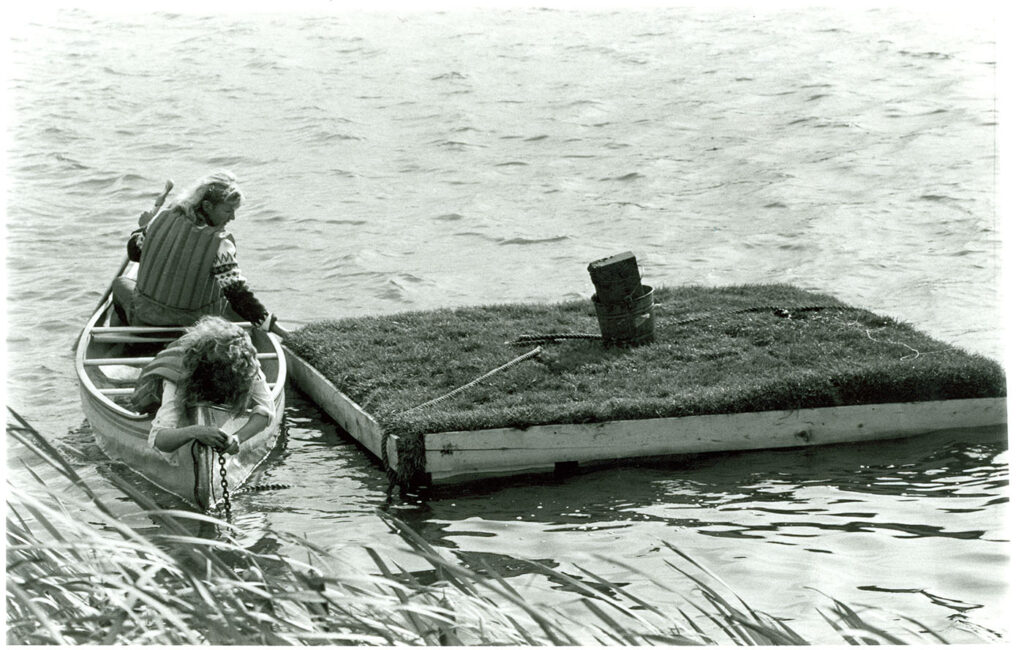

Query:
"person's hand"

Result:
[[192, 426, 232, 451], [269, 319, 291, 339], [223, 433, 240, 455]]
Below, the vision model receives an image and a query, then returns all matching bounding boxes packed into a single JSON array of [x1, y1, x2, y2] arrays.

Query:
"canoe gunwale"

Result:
[[75, 296, 151, 423]]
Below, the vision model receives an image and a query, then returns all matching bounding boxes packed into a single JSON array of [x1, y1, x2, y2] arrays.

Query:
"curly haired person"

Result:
[[130, 316, 276, 457]]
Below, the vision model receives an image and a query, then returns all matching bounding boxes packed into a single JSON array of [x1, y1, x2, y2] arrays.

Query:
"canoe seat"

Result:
[[86, 352, 278, 367], [91, 324, 251, 334], [91, 333, 180, 344], [99, 383, 278, 397]]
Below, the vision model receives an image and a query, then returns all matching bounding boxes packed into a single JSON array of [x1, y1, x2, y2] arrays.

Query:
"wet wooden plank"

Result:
[[284, 346, 391, 467], [423, 397, 1006, 483]]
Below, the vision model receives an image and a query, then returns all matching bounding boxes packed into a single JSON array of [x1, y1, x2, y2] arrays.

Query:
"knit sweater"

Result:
[[127, 220, 276, 331]]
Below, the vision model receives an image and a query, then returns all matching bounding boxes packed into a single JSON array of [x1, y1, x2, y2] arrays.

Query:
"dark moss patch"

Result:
[[286, 284, 1005, 480]]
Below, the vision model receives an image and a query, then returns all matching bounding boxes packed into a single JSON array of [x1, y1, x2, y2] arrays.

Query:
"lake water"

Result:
[[5, 6, 1009, 643]]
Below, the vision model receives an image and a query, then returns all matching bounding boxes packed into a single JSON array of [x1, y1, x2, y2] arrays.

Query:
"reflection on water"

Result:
[[377, 422, 1007, 642], [405, 426, 1006, 529]]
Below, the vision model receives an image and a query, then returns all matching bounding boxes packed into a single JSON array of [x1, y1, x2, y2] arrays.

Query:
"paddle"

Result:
[[72, 180, 175, 351]]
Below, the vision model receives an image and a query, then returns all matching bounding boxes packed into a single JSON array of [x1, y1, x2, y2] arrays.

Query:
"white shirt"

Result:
[[148, 371, 276, 464]]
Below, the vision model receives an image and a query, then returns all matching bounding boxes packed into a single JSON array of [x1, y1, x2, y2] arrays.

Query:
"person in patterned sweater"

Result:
[[112, 171, 286, 337]]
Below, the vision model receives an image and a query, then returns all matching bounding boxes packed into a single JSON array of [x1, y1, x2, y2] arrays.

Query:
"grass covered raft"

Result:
[[285, 284, 1006, 485]]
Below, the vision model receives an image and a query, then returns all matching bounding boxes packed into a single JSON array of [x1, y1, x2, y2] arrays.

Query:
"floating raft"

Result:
[[284, 284, 1006, 487]]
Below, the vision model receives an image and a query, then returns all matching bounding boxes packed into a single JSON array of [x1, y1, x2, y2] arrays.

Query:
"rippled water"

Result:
[[6, 7, 1006, 642]]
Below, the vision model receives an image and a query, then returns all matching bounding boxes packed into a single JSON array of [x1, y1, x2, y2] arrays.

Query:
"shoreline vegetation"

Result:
[[286, 283, 1005, 481], [7, 409, 989, 645]]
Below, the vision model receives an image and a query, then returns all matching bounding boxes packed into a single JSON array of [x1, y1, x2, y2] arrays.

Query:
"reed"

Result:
[[7, 408, 971, 645]]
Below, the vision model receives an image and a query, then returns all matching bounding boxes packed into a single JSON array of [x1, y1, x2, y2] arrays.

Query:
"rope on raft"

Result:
[[510, 333, 604, 345], [403, 345, 543, 413]]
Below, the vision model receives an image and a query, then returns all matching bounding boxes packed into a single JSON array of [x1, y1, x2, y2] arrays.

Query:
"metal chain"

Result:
[[218, 452, 232, 522], [234, 483, 292, 493]]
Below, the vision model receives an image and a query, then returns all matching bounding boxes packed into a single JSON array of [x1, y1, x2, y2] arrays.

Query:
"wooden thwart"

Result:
[[91, 333, 180, 344], [91, 324, 252, 333], [99, 382, 278, 397], [85, 352, 277, 367]]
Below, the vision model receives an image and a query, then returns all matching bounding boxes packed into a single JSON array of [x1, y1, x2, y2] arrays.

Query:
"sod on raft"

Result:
[[285, 284, 1006, 481]]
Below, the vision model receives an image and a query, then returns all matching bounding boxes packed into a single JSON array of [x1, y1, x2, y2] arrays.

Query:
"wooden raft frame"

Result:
[[284, 348, 1007, 486]]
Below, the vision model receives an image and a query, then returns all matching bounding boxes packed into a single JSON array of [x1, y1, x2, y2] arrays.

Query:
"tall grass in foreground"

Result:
[[8, 409, 962, 646]]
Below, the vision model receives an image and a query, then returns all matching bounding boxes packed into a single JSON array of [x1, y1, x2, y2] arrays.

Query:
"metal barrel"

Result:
[[591, 284, 656, 345]]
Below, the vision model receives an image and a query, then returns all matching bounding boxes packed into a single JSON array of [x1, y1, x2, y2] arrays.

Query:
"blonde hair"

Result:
[[178, 316, 258, 413], [174, 170, 244, 220]]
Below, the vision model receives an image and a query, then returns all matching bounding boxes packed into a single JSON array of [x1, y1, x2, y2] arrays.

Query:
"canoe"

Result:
[[75, 262, 287, 510]]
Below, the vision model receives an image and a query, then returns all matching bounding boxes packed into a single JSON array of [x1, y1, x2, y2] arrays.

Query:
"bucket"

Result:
[[591, 285, 655, 345]]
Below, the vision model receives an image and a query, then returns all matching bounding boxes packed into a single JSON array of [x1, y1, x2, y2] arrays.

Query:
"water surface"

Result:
[[6, 7, 1005, 642]]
